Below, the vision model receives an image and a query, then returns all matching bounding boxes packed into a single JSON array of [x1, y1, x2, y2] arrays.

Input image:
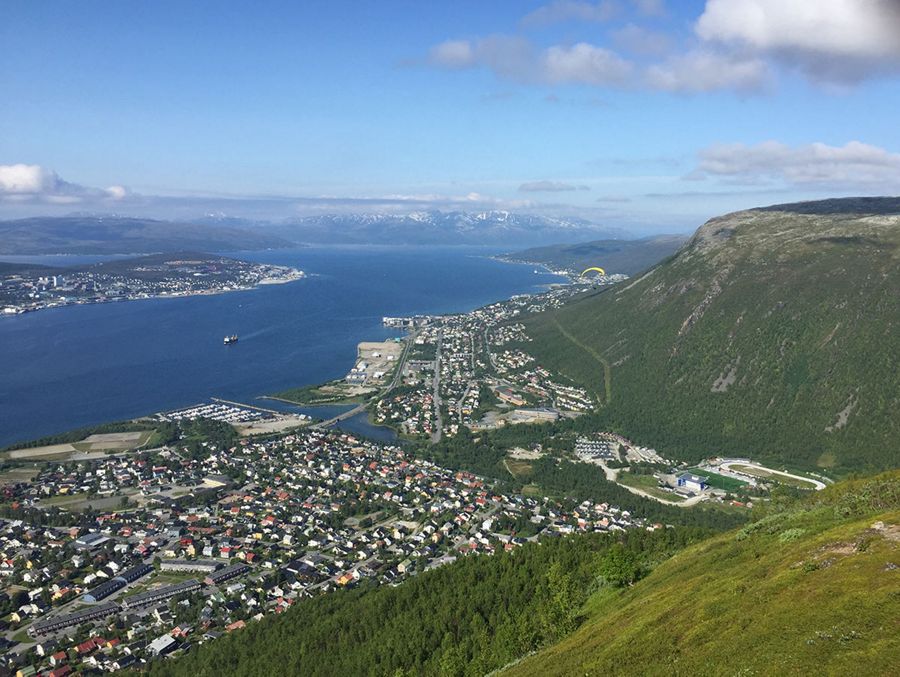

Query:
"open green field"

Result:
[[0, 466, 40, 485], [10, 628, 32, 644], [126, 571, 202, 597], [685, 467, 748, 491], [70, 429, 153, 452], [38, 492, 130, 512], [521, 483, 542, 497], [616, 472, 685, 502], [504, 457, 534, 480]]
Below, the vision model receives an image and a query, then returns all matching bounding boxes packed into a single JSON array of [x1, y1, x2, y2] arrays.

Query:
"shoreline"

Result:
[[489, 254, 576, 281], [2, 252, 574, 448]]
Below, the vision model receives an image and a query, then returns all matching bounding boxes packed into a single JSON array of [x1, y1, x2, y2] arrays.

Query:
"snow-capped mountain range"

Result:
[[269, 210, 622, 245]]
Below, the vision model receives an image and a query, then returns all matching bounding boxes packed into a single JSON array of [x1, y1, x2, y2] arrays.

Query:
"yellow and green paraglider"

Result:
[[579, 266, 606, 278]]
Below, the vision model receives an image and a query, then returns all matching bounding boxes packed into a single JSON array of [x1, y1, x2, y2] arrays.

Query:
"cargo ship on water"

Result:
[[224, 334, 238, 345]]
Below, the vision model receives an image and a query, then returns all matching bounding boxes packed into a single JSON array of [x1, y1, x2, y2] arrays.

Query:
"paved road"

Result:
[[431, 332, 443, 444], [718, 460, 827, 490], [595, 460, 705, 507], [311, 402, 368, 430]]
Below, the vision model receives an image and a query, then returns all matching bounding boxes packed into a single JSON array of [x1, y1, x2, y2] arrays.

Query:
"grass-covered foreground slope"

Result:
[[508, 471, 900, 677], [524, 198, 900, 472]]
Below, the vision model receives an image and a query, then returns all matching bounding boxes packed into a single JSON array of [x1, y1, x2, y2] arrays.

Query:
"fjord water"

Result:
[[0, 246, 563, 447]]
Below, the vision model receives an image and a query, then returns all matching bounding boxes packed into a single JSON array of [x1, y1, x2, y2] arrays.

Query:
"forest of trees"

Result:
[[152, 527, 708, 677]]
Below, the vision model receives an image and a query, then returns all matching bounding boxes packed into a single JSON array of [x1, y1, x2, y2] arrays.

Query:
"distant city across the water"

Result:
[[0, 246, 565, 447]]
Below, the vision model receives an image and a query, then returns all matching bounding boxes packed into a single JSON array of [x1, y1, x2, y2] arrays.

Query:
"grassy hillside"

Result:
[[523, 198, 900, 472], [504, 235, 687, 275], [508, 471, 900, 677]]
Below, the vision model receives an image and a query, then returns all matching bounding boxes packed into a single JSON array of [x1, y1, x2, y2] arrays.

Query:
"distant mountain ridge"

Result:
[[270, 210, 621, 246], [523, 197, 900, 473], [503, 234, 688, 275], [0, 216, 292, 255], [0, 211, 621, 253]]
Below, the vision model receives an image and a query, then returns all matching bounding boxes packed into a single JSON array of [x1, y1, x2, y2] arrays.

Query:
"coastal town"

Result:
[[0, 427, 647, 673], [0, 254, 304, 315], [376, 285, 597, 440]]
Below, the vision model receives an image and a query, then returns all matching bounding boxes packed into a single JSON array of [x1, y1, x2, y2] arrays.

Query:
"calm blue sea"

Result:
[[0, 246, 562, 446]]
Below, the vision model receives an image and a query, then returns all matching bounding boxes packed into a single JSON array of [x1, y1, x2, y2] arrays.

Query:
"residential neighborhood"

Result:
[[375, 286, 597, 440], [0, 426, 649, 673]]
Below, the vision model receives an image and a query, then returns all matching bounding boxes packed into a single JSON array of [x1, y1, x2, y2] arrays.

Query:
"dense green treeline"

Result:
[[149, 527, 707, 677]]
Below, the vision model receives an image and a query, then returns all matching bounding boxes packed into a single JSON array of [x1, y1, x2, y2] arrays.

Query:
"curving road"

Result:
[[717, 460, 827, 490]]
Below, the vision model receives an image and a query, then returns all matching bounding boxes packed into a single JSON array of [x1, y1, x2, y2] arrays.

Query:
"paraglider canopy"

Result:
[[580, 266, 606, 277]]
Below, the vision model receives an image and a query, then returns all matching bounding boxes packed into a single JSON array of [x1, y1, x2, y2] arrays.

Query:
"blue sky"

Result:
[[2, 0, 900, 233]]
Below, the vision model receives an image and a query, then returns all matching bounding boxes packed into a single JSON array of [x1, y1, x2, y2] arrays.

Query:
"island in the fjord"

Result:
[[0, 252, 304, 315]]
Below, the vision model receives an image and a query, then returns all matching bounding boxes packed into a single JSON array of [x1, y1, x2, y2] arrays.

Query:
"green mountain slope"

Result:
[[504, 235, 687, 276], [508, 472, 900, 677], [523, 198, 900, 472]]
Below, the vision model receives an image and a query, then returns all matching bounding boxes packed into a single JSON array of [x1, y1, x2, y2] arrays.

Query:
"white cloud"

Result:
[[519, 180, 591, 192], [631, 0, 666, 16], [612, 24, 672, 56], [521, 1, 620, 28], [543, 43, 634, 85], [690, 141, 900, 188], [429, 36, 534, 81], [0, 164, 65, 195], [429, 0, 900, 93], [428, 36, 763, 93], [645, 49, 768, 92], [429, 37, 633, 86], [428, 40, 475, 68], [0, 164, 129, 203], [696, 0, 900, 83]]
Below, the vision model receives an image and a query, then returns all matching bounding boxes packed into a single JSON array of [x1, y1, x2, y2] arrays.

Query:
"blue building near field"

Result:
[[676, 472, 708, 492]]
